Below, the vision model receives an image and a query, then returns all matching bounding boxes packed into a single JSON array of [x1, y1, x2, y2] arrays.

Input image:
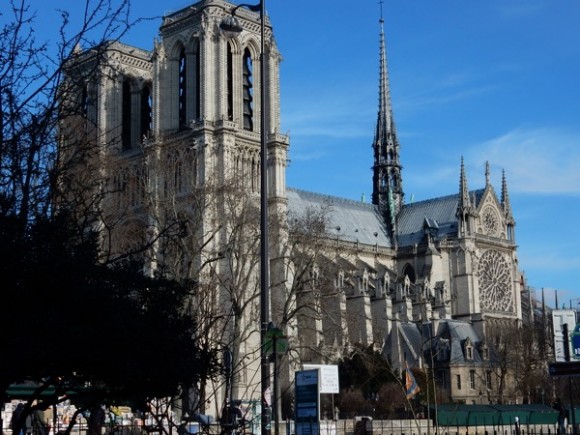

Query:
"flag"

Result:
[[405, 366, 420, 399]]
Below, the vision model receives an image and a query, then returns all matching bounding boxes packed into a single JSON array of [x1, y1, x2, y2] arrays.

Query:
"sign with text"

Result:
[[303, 364, 339, 394], [295, 369, 319, 435], [553, 310, 577, 362]]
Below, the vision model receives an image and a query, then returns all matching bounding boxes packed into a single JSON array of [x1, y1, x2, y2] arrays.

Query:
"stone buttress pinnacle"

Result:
[[501, 169, 513, 219], [459, 157, 470, 209]]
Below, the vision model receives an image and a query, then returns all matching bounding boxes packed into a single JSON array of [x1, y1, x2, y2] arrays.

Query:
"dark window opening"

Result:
[[403, 264, 416, 283], [380, 171, 387, 189], [390, 170, 398, 188], [227, 44, 233, 121], [178, 48, 187, 128], [122, 80, 132, 149], [81, 85, 89, 118], [140, 86, 152, 140], [242, 48, 254, 131]]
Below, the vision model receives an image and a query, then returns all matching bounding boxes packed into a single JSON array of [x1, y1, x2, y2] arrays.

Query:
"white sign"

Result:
[[553, 309, 577, 362], [303, 364, 339, 394]]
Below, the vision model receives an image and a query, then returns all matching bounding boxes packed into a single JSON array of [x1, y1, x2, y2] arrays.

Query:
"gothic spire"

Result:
[[458, 157, 470, 211], [501, 169, 513, 218], [485, 161, 491, 186], [501, 168, 516, 241], [372, 5, 403, 236], [456, 157, 473, 236]]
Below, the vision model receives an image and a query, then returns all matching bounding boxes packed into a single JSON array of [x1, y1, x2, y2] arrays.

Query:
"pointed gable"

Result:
[[396, 190, 484, 247]]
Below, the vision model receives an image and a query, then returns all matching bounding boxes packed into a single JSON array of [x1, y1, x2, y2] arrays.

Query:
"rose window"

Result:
[[478, 250, 512, 311]]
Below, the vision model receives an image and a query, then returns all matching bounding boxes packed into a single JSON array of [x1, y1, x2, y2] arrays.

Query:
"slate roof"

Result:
[[424, 320, 483, 364], [396, 189, 485, 247], [385, 319, 484, 367], [439, 319, 483, 364], [286, 188, 392, 248], [286, 188, 487, 250]]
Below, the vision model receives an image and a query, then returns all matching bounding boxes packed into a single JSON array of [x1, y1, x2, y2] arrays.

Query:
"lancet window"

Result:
[[242, 48, 254, 131], [140, 85, 152, 140], [227, 44, 234, 121], [193, 39, 201, 120], [122, 79, 132, 149], [178, 47, 187, 128]]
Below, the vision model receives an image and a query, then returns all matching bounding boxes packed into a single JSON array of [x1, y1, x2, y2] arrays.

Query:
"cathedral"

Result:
[[60, 0, 530, 419]]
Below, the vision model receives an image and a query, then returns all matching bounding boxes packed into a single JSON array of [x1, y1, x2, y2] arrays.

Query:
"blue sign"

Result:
[[295, 369, 319, 435], [572, 323, 580, 360]]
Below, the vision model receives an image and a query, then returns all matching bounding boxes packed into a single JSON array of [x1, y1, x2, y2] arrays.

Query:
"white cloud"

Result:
[[521, 249, 580, 272], [399, 84, 497, 112], [495, 3, 544, 20], [465, 127, 580, 194]]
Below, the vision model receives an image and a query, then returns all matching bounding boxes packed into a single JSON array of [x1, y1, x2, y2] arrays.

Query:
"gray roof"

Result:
[[286, 188, 486, 250], [385, 318, 484, 367], [396, 189, 484, 247], [286, 188, 392, 248], [440, 320, 483, 364]]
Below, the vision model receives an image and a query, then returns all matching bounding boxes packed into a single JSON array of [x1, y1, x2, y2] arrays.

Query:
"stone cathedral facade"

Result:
[[61, 0, 528, 418]]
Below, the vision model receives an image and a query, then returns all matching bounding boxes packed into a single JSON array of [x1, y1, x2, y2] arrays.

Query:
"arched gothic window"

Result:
[[242, 48, 254, 131], [178, 47, 187, 127], [81, 84, 89, 118], [193, 39, 201, 120], [403, 263, 416, 284], [122, 79, 132, 149], [140, 85, 152, 140], [390, 170, 398, 188], [227, 44, 234, 121]]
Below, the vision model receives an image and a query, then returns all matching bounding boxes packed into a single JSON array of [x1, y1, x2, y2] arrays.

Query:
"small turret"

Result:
[[501, 169, 513, 219], [501, 169, 516, 241], [456, 157, 473, 236], [456, 156, 473, 237], [485, 160, 491, 186]]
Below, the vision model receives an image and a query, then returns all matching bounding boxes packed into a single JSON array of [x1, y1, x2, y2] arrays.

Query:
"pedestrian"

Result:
[[88, 405, 106, 435], [554, 398, 567, 434], [514, 416, 521, 435], [32, 405, 50, 435], [10, 403, 25, 435], [220, 401, 244, 435]]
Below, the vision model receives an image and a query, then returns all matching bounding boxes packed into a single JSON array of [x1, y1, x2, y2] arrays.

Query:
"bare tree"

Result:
[[0, 0, 143, 226], [483, 319, 550, 404], [0, 2, 218, 433]]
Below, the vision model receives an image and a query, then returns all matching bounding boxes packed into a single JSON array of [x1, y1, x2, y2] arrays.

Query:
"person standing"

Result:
[[555, 398, 567, 434], [10, 403, 25, 435], [88, 405, 106, 435], [32, 406, 50, 435]]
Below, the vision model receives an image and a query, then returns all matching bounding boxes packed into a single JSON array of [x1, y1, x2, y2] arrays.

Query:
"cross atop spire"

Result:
[[371, 4, 404, 237]]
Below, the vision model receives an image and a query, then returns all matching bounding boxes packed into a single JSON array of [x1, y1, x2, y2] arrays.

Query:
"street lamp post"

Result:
[[220, 3, 270, 435]]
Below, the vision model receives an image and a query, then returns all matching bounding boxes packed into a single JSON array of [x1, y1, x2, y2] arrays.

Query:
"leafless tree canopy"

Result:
[[0, 0, 142, 231]]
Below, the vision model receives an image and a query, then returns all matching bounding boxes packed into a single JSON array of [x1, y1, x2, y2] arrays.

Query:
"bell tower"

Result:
[[152, 0, 288, 200], [371, 10, 404, 237]]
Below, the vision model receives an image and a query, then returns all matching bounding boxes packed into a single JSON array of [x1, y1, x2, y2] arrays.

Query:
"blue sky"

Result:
[[27, 0, 580, 308]]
